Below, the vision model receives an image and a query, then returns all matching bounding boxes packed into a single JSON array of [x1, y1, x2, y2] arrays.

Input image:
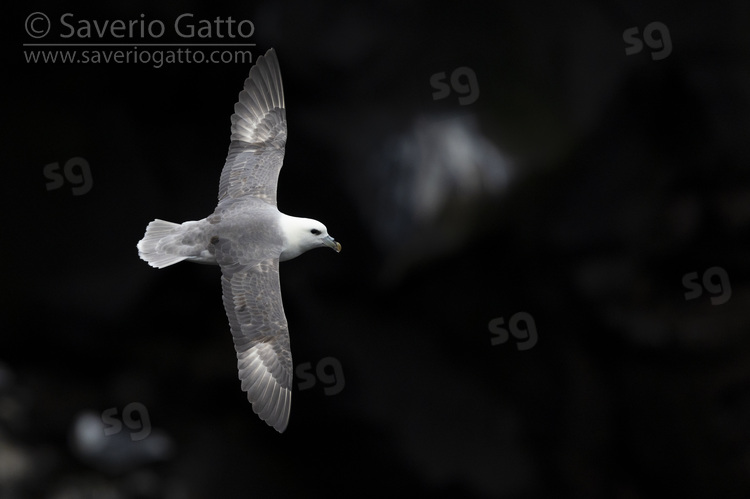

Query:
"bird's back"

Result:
[[209, 198, 285, 265]]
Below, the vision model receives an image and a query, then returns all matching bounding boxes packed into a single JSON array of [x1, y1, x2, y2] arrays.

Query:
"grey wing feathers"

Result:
[[218, 48, 287, 205], [221, 260, 292, 432]]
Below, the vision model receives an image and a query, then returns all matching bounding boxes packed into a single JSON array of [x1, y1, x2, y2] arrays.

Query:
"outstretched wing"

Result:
[[218, 48, 286, 205], [220, 259, 292, 432]]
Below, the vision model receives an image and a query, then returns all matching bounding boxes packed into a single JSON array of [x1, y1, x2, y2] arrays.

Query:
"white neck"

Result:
[[278, 214, 315, 261]]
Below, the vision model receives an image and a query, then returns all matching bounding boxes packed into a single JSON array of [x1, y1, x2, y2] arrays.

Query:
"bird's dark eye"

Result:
[[310, 229, 321, 235]]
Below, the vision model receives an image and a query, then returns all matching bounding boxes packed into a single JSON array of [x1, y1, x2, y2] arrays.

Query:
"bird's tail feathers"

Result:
[[137, 219, 189, 269]]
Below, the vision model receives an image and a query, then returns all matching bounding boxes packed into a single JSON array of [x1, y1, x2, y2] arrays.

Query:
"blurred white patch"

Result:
[[70, 411, 173, 474], [368, 114, 512, 282]]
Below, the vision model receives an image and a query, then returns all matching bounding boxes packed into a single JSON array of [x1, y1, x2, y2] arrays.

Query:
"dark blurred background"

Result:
[[4, 0, 750, 497]]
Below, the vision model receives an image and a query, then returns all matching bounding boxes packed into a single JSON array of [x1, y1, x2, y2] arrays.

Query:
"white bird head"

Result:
[[279, 215, 341, 261]]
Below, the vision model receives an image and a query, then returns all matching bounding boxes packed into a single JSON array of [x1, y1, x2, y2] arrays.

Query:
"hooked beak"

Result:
[[324, 235, 342, 253]]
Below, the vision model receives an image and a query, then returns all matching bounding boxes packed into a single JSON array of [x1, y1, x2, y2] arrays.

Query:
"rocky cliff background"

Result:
[[4, 1, 750, 497]]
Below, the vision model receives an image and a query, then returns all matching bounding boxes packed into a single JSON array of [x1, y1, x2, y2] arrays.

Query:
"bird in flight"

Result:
[[137, 48, 341, 432]]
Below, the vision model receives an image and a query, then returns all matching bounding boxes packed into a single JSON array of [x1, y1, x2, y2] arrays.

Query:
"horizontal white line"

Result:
[[23, 43, 256, 47]]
